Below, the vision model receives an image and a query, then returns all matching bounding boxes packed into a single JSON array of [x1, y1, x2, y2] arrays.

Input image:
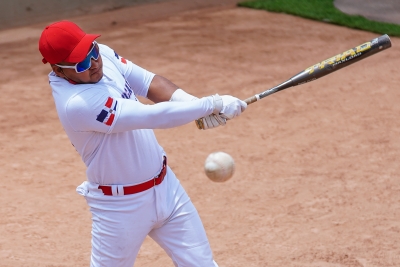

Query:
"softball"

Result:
[[204, 151, 235, 182]]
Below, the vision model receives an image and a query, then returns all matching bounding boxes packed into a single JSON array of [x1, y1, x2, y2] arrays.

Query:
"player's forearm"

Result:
[[112, 97, 214, 132], [146, 75, 179, 103]]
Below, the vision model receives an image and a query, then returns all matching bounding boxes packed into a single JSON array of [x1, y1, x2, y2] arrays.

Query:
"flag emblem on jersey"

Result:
[[113, 50, 126, 64], [96, 97, 118, 126]]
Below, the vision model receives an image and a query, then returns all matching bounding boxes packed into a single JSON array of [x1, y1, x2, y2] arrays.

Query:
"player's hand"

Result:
[[195, 94, 247, 130], [170, 89, 226, 130], [217, 95, 247, 119], [197, 114, 226, 130]]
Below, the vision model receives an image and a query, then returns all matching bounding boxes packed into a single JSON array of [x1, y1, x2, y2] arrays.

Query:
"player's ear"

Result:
[[51, 64, 66, 78]]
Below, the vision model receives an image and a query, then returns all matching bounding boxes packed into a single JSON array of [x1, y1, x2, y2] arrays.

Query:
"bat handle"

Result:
[[243, 95, 259, 105]]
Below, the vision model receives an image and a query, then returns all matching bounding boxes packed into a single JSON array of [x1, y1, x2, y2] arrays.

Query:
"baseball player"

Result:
[[38, 20, 246, 267]]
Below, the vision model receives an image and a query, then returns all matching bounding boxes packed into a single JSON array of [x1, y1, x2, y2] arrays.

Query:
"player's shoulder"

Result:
[[65, 85, 110, 113], [50, 74, 107, 104], [98, 43, 130, 73], [98, 43, 122, 62], [98, 43, 114, 56]]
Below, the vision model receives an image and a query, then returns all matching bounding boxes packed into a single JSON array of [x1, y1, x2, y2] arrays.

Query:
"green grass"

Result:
[[238, 0, 400, 37]]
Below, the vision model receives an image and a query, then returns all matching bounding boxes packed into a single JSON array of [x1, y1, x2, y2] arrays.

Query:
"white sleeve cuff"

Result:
[[169, 88, 198, 102]]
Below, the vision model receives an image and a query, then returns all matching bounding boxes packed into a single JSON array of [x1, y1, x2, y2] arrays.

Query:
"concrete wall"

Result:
[[0, 0, 166, 30]]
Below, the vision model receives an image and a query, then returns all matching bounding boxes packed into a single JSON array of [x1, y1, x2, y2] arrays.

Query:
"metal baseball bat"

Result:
[[243, 34, 391, 104], [196, 34, 391, 129]]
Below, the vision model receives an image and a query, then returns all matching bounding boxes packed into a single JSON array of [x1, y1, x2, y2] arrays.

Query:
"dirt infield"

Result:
[[1, 1, 400, 266]]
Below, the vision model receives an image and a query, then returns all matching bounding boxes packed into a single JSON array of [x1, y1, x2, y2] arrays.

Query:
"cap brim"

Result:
[[65, 33, 101, 63]]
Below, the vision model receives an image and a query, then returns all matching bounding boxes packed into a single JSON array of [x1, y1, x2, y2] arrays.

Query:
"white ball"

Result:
[[204, 152, 235, 183]]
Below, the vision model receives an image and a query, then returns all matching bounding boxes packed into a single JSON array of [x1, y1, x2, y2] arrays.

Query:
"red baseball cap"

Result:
[[39, 20, 101, 64]]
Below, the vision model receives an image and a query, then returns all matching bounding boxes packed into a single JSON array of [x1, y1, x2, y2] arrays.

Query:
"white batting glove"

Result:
[[170, 89, 226, 130], [198, 114, 226, 129], [217, 95, 247, 120]]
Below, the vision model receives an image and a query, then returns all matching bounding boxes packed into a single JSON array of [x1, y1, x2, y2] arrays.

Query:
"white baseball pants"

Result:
[[77, 166, 219, 267]]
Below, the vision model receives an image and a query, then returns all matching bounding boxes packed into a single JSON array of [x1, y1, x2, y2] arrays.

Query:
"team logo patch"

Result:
[[113, 50, 126, 64], [96, 97, 118, 126]]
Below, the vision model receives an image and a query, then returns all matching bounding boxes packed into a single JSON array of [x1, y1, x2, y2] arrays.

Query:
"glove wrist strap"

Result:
[[212, 94, 223, 115]]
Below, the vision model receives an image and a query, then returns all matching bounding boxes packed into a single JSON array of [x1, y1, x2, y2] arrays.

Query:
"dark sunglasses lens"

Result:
[[76, 59, 91, 73], [91, 45, 100, 59], [76, 45, 100, 73]]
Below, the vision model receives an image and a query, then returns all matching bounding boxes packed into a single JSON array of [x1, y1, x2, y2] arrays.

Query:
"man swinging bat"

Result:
[[38, 20, 246, 267]]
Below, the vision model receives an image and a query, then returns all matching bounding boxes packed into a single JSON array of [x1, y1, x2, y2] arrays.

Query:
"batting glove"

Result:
[[218, 95, 247, 119], [170, 89, 226, 130]]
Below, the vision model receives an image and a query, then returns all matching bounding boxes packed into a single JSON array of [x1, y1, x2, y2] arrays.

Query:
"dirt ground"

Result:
[[1, 0, 400, 266]]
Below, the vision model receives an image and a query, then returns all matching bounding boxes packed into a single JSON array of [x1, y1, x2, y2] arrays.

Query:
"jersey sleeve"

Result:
[[65, 87, 215, 134], [112, 97, 214, 132], [65, 88, 121, 134], [99, 44, 155, 98]]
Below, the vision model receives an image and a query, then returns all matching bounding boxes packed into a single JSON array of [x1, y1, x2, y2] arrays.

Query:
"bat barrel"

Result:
[[291, 34, 392, 86]]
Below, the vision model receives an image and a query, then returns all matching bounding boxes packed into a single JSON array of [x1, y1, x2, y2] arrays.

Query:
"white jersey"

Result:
[[50, 44, 214, 185]]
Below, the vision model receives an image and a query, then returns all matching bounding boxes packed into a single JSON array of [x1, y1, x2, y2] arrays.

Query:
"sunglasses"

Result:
[[55, 42, 100, 73]]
